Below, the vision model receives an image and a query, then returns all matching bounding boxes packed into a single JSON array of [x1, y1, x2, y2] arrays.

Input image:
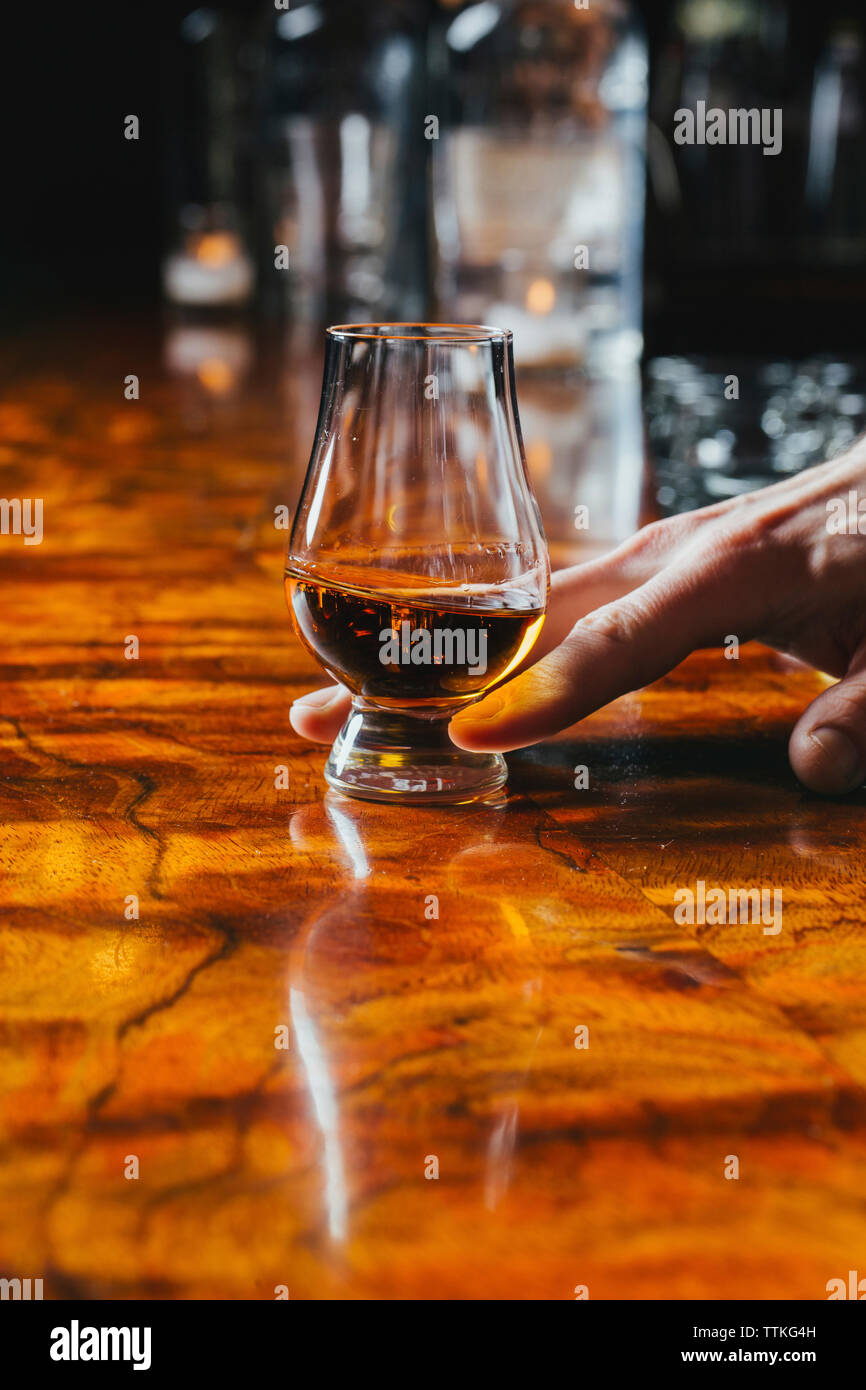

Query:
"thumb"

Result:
[[789, 643, 866, 794], [290, 683, 352, 742]]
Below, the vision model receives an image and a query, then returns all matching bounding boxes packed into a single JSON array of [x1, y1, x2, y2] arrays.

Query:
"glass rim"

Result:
[[326, 322, 514, 344]]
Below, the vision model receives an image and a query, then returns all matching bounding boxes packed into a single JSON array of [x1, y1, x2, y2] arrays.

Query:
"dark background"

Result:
[[3, 1, 865, 354]]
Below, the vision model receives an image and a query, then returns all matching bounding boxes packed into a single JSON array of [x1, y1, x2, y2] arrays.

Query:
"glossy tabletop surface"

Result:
[[1, 317, 864, 1299]]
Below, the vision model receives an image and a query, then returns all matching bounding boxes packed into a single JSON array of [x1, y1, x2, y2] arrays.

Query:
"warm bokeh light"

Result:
[[526, 439, 553, 479], [525, 278, 557, 315], [196, 357, 235, 394], [193, 232, 240, 268]]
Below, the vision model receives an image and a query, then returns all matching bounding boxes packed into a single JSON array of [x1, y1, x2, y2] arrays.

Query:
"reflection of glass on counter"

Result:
[[433, 0, 647, 372], [164, 321, 253, 394]]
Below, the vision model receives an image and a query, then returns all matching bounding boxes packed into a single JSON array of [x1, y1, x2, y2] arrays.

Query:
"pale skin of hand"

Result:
[[290, 448, 866, 795]]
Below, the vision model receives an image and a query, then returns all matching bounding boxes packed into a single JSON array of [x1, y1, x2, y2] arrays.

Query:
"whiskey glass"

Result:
[[285, 324, 549, 804]]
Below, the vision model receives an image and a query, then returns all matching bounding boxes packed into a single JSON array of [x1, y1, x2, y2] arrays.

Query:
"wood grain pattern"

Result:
[[0, 317, 864, 1299]]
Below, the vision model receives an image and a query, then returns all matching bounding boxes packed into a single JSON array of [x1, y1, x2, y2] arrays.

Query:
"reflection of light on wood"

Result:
[[526, 439, 552, 479], [476, 453, 488, 487], [194, 232, 239, 268], [526, 278, 556, 315], [196, 358, 234, 395], [164, 326, 252, 382], [500, 901, 529, 941], [290, 985, 348, 1243]]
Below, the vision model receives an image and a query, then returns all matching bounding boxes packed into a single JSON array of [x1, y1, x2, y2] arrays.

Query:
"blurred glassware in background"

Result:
[[431, 0, 647, 372], [159, 2, 650, 561], [521, 367, 645, 565], [804, 18, 866, 266], [648, 0, 866, 314], [650, 0, 794, 265], [645, 354, 866, 515], [253, 0, 429, 322], [163, 203, 255, 307], [162, 9, 256, 308]]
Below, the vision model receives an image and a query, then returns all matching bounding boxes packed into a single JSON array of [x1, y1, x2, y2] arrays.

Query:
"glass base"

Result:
[[324, 702, 507, 805]]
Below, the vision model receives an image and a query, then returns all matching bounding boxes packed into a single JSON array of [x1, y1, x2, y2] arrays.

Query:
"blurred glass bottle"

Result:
[[804, 18, 866, 267], [650, 0, 795, 267], [431, 0, 647, 372], [162, 8, 256, 310], [255, 0, 429, 322]]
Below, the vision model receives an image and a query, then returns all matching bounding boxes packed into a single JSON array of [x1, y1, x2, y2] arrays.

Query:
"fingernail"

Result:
[[292, 687, 343, 710], [452, 693, 506, 727], [809, 726, 864, 789]]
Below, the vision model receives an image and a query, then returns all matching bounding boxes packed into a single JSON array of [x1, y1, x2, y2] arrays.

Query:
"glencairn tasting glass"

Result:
[[285, 324, 549, 803]]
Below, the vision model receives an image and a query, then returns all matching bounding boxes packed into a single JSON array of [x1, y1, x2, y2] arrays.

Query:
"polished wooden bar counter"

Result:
[[1, 318, 864, 1299]]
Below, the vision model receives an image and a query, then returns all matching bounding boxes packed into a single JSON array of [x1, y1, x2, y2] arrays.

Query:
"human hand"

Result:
[[290, 449, 866, 795]]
